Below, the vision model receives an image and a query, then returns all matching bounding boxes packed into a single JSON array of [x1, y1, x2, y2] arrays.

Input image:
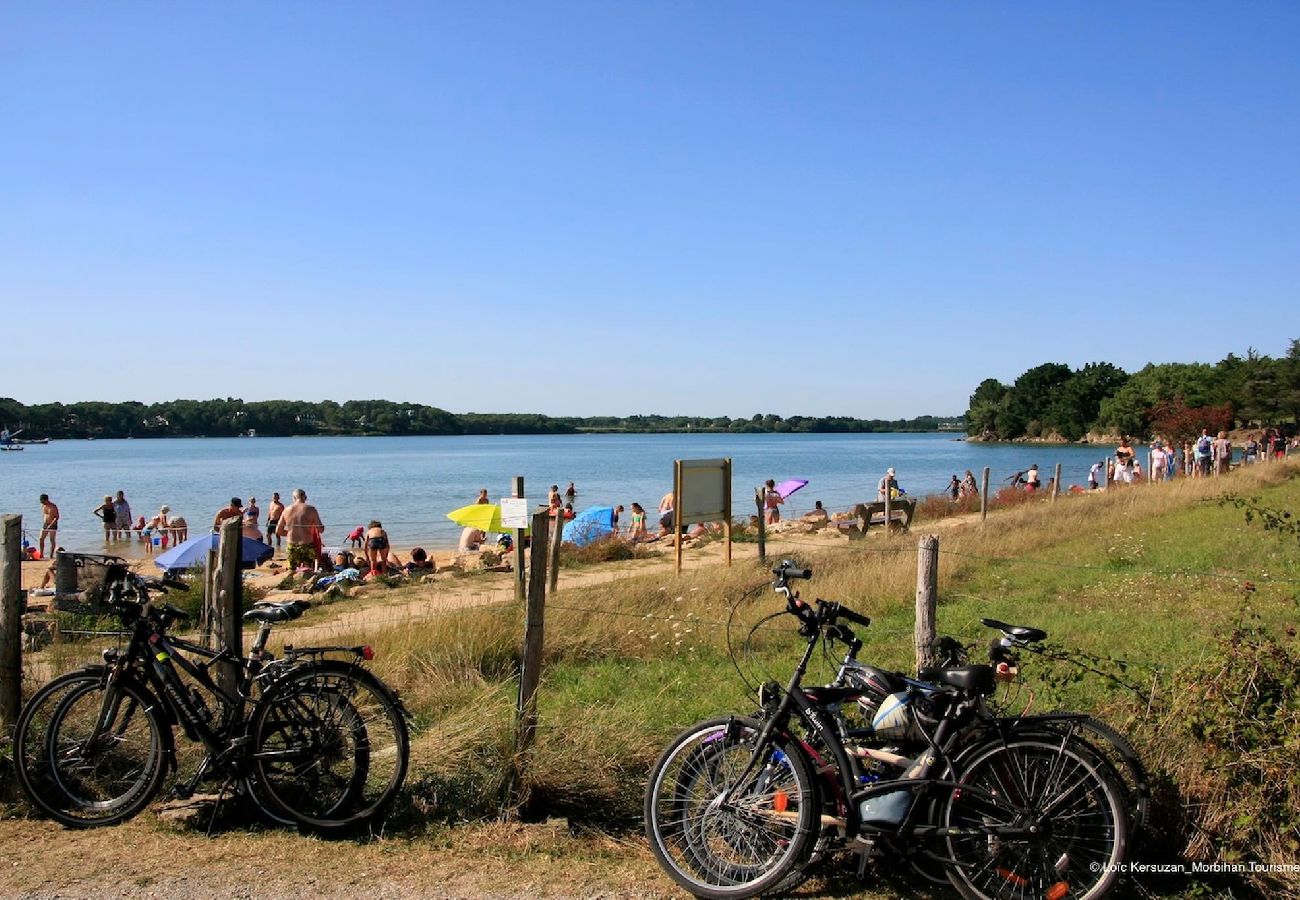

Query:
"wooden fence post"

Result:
[[754, 487, 766, 562], [200, 548, 218, 647], [214, 518, 243, 694], [513, 476, 526, 602], [980, 467, 991, 522], [915, 534, 939, 672], [510, 508, 551, 811], [1051, 462, 1062, 502], [547, 506, 563, 594], [0, 515, 22, 736]]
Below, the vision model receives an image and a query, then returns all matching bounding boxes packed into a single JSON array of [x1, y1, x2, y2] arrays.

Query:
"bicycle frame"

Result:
[[734, 604, 1070, 858]]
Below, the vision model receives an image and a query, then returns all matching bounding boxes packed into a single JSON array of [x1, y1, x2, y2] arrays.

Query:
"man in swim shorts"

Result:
[[39, 494, 59, 558], [265, 492, 284, 548], [278, 488, 324, 570]]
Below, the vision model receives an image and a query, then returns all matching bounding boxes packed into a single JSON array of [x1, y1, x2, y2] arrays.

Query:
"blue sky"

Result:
[[3, 2, 1297, 418]]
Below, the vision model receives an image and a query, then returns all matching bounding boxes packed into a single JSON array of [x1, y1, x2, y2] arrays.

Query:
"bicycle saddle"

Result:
[[981, 618, 1048, 643], [918, 664, 996, 695], [243, 600, 311, 623]]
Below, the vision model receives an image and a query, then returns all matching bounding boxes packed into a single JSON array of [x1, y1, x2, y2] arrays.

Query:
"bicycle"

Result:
[[645, 561, 1129, 899], [14, 564, 409, 834], [930, 619, 1152, 844]]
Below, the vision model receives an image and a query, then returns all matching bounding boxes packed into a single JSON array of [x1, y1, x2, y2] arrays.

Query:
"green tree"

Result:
[[966, 378, 1009, 437], [1043, 363, 1129, 441], [1003, 363, 1073, 438]]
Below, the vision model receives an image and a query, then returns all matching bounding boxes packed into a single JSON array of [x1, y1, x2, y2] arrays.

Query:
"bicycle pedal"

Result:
[[169, 785, 194, 800]]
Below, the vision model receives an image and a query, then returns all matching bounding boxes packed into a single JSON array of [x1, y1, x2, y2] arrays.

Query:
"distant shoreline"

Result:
[[22, 428, 964, 441], [0, 398, 963, 441]]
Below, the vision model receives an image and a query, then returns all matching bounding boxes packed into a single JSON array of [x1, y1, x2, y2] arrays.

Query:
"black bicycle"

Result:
[[645, 562, 1129, 899], [14, 565, 409, 834]]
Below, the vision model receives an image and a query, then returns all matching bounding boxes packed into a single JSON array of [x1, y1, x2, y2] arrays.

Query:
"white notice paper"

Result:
[[500, 498, 529, 529]]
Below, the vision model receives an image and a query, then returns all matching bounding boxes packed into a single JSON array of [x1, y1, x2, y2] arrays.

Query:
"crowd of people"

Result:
[[33, 491, 193, 560], [1105, 427, 1292, 486], [30, 428, 1294, 586]]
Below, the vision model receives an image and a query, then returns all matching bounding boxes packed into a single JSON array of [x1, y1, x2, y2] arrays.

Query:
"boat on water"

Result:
[[1, 428, 47, 446], [1, 446, 23, 452]]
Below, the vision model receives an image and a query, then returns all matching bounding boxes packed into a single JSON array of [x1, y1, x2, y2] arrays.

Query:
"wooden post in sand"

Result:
[[1051, 463, 1062, 502], [915, 534, 939, 672], [980, 467, 991, 522], [547, 505, 563, 594], [0, 515, 22, 735], [510, 508, 551, 811], [214, 518, 243, 695], [512, 477, 526, 603], [755, 488, 766, 563]]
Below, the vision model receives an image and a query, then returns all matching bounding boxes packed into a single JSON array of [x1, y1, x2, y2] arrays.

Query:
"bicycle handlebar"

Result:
[[833, 603, 871, 628], [772, 560, 812, 580]]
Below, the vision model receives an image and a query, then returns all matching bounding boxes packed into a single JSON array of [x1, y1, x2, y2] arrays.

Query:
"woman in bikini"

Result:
[[628, 503, 648, 541], [93, 496, 116, 541], [364, 520, 390, 574]]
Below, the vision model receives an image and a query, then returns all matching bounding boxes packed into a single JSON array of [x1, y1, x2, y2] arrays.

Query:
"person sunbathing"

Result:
[[404, 547, 436, 573], [802, 501, 829, 523], [459, 527, 485, 552]]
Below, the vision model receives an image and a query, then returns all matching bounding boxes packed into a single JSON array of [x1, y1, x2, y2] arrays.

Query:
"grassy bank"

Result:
[[298, 461, 1300, 894], [8, 462, 1299, 897]]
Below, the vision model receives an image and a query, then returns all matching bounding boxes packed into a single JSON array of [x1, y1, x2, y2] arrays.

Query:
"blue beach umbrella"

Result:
[[154, 533, 275, 573], [565, 506, 616, 548]]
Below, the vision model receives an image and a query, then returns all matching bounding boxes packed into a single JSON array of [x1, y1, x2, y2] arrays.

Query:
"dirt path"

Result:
[[0, 816, 676, 899]]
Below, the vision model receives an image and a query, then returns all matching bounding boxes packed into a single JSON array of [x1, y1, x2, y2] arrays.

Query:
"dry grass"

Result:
[[10, 461, 1299, 895]]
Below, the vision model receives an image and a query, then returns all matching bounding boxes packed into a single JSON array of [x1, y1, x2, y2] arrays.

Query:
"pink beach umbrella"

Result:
[[773, 479, 809, 499]]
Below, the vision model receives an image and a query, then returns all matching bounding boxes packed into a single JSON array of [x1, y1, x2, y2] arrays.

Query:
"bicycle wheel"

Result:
[[645, 716, 818, 899], [943, 737, 1128, 900], [14, 670, 170, 828], [1017, 717, 1150, 845], [245, 661, 409, 833]]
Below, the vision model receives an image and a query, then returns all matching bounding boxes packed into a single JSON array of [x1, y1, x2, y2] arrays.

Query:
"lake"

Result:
[[0, 433, 1120, 552]]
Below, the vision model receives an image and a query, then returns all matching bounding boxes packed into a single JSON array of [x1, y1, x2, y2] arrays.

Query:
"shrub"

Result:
[[1149, 611, 1300, 892], [558, 537, 655, 566], [914, 492, 980, 523]]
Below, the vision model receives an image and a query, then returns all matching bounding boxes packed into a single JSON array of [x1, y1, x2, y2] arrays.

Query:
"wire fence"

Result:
[[15, 469, 1299, 695]]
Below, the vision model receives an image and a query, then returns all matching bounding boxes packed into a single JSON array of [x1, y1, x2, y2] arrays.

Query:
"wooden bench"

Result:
[[834, 499, 916, 537]]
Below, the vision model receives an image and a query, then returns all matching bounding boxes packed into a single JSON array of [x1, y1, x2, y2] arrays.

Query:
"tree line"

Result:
[[965, 340, 1300, 442], [0, 398, 957, 440]]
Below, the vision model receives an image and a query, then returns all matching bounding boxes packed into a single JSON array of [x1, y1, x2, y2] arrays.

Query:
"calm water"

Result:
[[0, 433, 1120, 551]]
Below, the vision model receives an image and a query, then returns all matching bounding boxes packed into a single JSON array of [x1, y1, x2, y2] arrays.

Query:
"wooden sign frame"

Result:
[[673, 457, 732, 574]]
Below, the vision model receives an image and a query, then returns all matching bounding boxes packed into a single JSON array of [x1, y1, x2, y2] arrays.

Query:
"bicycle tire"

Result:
[[943, 737, 1128, 900], [645, 716, 819, 899], [1010, 716, 1150, 845], [245, 660, 408, 833], [14, 669, 170, 828]]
